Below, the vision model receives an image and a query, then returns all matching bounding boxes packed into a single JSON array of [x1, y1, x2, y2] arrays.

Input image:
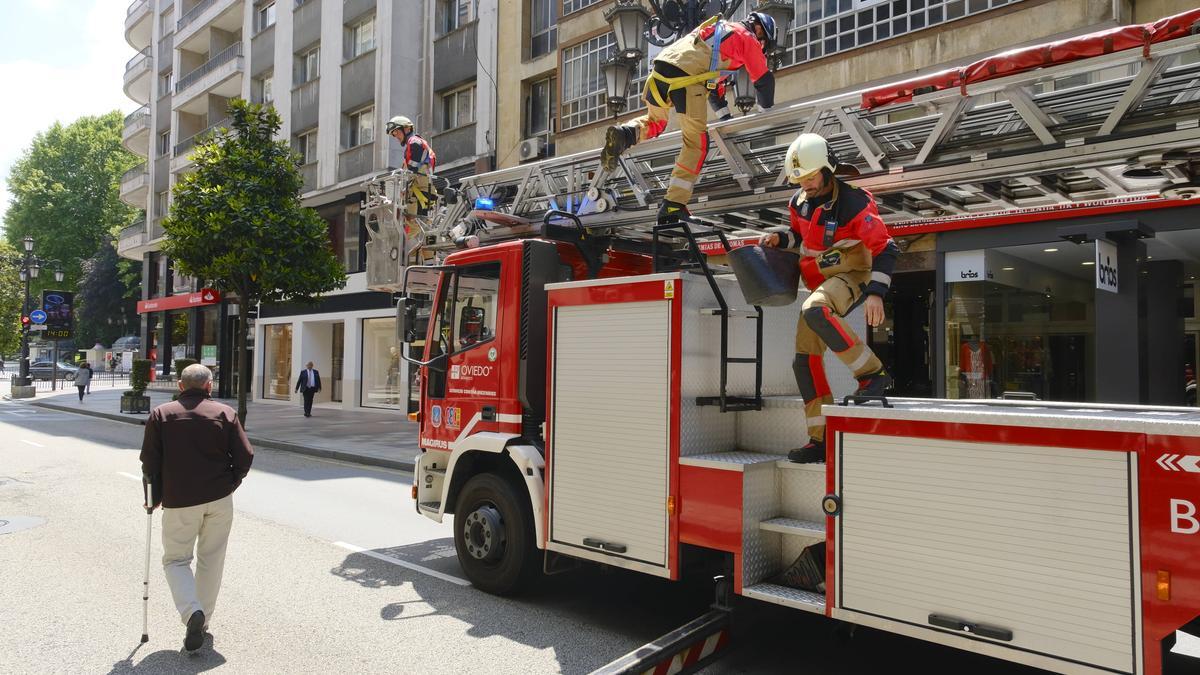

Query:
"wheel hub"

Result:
[[462, 505, 505, 562]]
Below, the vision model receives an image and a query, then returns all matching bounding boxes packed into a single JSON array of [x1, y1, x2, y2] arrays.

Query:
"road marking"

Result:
[[19, 439, 44, 447], [333, 541, 470, 587], [117, 472, 142, 481]]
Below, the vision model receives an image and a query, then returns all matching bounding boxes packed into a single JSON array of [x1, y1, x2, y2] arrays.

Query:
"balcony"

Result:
[[291, 79, 319, 131], [123, 50, 152, 104], [433, 22, 478, 92], [177, 0, 243, 52], [120, 163, 149, 208], [338, 144, 376, 182], [300, 162, 318, 193], [171, 117, 231, 173], [173, 43, 244, 114], [431, 124, 477, 167], [116, 219, 156, 260], [125, 0, 152, 51], [122, 105, 151, 157]]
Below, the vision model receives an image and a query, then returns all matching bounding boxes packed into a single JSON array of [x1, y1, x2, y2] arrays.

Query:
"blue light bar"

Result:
[[474, 196, 495, 210]]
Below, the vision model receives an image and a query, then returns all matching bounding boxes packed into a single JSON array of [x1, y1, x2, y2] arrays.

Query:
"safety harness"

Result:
[[644, 16, 738, 107]]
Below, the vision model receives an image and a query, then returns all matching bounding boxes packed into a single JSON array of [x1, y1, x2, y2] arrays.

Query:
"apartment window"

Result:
[[783, 0, 1018, 67], [347, 15, 376, 60], [295, 130, 318, 164], [155, 190, 169, 218], [530, 0, 557, 58], [157, 130, 171, 157], [158, 70, 173, 97], [254, 74, 274, 104], [436, 0, 473, 35], [563, 0, 601, 15], [441, 86, 475, 131], [560, 33, 647, 131], [255, 2, 276, 33], [526, 75, 557, 137], [159, 8, 174, 35], [347, 107, 374, 148], [296, 47, 320, 85]]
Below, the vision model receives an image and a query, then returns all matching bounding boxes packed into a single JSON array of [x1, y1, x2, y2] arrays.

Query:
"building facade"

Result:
[[119, 0, 496, 410]]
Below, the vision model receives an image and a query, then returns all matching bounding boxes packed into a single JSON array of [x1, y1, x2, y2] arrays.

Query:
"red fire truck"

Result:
[[393, 11, 1200, 675]]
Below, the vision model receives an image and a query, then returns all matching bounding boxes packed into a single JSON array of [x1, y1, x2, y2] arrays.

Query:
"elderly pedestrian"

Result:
[[73, 363, 92, 402], [140, 364, 254, 653]]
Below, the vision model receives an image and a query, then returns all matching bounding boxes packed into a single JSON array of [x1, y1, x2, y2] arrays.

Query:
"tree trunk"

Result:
[[237, 306, 249, 426]]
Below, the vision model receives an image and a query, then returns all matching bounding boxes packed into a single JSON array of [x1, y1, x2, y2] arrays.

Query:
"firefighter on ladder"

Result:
[[760, 133, 899, 463], [385, 115, 438, 237], [599, 12, 777, 224]]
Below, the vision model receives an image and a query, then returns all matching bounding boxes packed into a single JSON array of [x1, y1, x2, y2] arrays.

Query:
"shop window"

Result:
[[362, 317, 402, 409], [263, 323, 293, 400]]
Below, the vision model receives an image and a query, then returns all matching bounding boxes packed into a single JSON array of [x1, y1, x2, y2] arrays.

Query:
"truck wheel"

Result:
[[453, 472, 536, 595]]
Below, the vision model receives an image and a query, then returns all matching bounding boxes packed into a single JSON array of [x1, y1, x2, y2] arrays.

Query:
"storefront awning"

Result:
[[137, 288, 221, 314]]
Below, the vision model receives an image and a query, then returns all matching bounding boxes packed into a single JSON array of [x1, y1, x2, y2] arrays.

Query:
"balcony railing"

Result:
[[174, 117, 231, 157], [127, 0, 150, 17], [119, 220, 146, 241], [300, 162, 318, 192], [178, 0, 217, 31], [176, 43, 242, 94], [124, 105, 150, 126], [122, 162, 148, 183], [125, 50, 150, 73], [338, 144, 375, 182]]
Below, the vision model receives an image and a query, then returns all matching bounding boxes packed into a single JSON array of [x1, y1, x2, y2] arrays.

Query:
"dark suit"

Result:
[[294, 368, 322, 417]]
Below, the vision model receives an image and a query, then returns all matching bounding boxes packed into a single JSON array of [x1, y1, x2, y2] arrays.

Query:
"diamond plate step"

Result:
[[418, 501, 441, 512], [758, 517, 824, 538], [743, 582, 826, 614]]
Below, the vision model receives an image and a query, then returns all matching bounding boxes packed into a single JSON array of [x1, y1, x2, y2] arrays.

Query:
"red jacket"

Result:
[[404, 134, 436, 174], [778, 178, 899, 296], [699, 21, 770, 82]]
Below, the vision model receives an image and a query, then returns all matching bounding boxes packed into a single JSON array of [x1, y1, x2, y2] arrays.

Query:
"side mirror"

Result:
[[398, 296, 420, 343]]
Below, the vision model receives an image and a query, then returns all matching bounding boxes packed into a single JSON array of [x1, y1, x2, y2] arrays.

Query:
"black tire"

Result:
[[453, 472, 537, 595]]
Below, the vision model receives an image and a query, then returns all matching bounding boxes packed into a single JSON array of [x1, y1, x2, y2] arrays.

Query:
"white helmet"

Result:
[[784, 133, 837, 184], [386, 115, 414, 134]]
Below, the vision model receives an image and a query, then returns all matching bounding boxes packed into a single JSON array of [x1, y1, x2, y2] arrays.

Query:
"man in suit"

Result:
[[294, 361, 322, 417]]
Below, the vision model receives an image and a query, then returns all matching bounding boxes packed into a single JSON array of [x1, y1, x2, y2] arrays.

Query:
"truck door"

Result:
[[421, 262, 503, 448]]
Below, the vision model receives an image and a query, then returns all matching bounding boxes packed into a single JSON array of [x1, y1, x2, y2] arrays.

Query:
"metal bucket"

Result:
[[727, 245, 801, 306]]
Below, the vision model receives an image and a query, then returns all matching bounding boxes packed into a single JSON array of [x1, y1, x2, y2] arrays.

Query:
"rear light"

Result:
[[411, 485, 418, 500], [666, 495, 676, 516], [1157, 570, 1171, 601]]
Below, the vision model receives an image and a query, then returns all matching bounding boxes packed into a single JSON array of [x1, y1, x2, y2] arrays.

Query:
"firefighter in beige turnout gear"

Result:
[[600, 12, 777, 223], [386, 115, 438, 237], [761, 133, 899, 463]]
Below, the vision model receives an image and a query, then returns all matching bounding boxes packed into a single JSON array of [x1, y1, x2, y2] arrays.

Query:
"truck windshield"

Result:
[[425, 262, 501, 397]]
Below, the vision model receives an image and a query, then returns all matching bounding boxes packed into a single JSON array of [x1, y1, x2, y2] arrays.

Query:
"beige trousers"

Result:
[[161, 493, 234, 626]]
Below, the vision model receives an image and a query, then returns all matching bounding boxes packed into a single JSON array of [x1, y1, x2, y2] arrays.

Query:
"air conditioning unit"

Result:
[[518, 136, 546, 162]]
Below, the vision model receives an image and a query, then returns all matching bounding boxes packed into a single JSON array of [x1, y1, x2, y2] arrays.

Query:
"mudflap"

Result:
[[589, 577, 733, 675]]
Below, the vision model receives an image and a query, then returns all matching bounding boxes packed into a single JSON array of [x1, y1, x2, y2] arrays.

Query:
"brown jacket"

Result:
[[140, 390, 254, 508]]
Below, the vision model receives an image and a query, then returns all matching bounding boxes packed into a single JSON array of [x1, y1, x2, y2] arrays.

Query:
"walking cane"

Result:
[[141, 477, 153, 643]]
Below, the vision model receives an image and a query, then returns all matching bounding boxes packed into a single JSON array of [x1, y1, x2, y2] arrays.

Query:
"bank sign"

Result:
[[41, 290, 73, 340]]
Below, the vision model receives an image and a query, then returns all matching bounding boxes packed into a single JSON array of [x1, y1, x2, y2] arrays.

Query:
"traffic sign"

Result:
[[29, 310, 47, 324]]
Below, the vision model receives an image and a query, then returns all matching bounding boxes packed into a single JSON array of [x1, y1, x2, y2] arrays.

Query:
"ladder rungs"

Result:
[[726, 357, 758, 363]]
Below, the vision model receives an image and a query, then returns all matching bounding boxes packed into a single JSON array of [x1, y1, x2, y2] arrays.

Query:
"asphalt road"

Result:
[[0, 399, 1050, 674]]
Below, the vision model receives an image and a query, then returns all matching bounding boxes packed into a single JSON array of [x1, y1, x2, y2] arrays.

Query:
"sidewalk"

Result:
[[25, 388, 420, 472]]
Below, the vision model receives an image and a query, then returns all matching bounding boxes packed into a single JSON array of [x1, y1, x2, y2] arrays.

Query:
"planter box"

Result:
[[120, 393, 152, 414]]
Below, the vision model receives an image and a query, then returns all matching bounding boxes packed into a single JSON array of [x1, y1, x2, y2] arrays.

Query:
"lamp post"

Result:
[[10, 236, 63, 398]]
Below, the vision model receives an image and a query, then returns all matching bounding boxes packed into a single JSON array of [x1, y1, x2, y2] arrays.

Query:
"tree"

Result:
[[75, 241, 140, 348], [0, 241, 24, 357], [4, 112, 141, 290], [163, 100, 345, 425]]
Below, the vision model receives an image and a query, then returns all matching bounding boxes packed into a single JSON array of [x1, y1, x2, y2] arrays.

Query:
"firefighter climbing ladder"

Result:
[[421, 28, 1200, 249]]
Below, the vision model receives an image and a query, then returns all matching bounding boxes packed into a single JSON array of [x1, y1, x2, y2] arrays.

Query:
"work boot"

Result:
[[854, 369, 893, 401], [788, 439, 825, 464], [184, 610, 205, 653], [600, 125, 634, 171], [656, 199, 690, 224]]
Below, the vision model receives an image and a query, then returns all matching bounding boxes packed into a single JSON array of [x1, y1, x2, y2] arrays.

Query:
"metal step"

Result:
[[695, 396, 762, 411], [699, 307, 758, 318], [758, 517, 825, 538], [775, 460, 826, 475], [725, 357, 757, 364], [418, 501, 441, 512], [425, 467, 446, 475], [742, 583, 826, 615]]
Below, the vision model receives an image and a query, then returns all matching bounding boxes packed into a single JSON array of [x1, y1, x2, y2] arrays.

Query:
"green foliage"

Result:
[[3, 112, 141, 292], [0, 241, 24, 355], [163, 99, 345, 423], [75, 241, 139, 348], [130, 358, 152, 395], [174, 358, 198, 380]]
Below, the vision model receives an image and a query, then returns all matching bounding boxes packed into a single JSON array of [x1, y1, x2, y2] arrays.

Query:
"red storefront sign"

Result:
[[137, 288, 222, 314]]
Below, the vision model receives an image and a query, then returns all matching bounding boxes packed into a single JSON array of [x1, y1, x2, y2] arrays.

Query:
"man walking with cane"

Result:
[[141, 364, 253, 652]]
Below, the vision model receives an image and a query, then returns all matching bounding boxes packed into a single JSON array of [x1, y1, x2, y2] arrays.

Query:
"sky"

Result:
[[0, 0, 135, 227]]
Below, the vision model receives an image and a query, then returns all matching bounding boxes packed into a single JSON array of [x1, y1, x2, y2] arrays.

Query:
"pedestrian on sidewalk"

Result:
[[73, 364, 92, 402], [82, 362, 94, 394], [140, 364, 254, 653], [294, 361, 321, 417]]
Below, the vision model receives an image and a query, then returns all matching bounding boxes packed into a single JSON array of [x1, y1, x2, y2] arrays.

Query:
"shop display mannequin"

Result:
[[959, 326, 993, 399]]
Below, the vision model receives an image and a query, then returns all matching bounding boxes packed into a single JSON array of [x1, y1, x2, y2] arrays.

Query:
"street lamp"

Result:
[[751, 0, 795, 67], [6, 237, 64, 397], [603, 56, 635, 116], [605, 0, 650, 62], [732, 68, 756, 115]]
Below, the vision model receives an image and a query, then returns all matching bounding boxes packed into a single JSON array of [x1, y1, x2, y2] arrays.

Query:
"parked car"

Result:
[[29, 361, 79, 381]]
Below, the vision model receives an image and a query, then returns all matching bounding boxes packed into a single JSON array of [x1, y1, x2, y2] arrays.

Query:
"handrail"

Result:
[[174, 117, 231, 157], [124, 105, 150, 126], [175, 43, 242, 94], [178, 0, 217, 31], [122, 163, 148, 182], [127, 0, 150, 17], [124, 50, 150, 72]]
